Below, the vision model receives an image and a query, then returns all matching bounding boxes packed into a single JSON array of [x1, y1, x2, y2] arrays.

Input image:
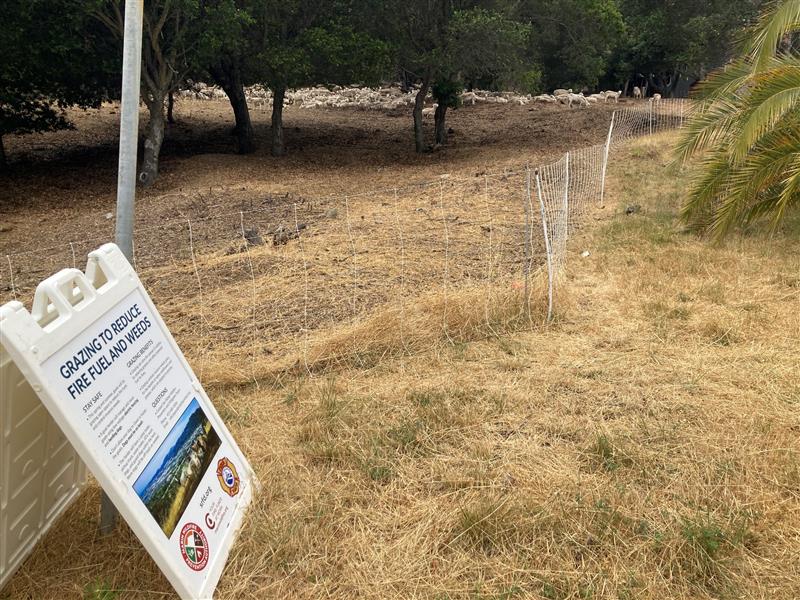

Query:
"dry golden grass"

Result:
[[4, 132, 800, 600], [115, 166, 541, 386]]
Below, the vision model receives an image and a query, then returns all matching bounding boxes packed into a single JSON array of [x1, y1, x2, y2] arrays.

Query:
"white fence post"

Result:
[[535, 171, 553, 323], [562, 152, 570, 252], [523, 165, 532, 322], [600, 111, 615, 207]]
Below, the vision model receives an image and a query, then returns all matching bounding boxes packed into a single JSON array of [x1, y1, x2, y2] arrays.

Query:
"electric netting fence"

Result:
[[1, 99, 690, 376]]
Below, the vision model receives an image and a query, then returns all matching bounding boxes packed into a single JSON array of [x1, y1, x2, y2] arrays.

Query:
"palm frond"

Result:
[[691, 59, 754, 102], [674, 97, 741, 165], [705, 119, 800, 239], [708, 151, 794, 240], [678, 0, 800, 238], [747, 0, 800, 70], [731, 62, 800, 162], [772, 148, 800, 228], [727, 141, 796, 198], [741, 189, 785, 224], [681, 151, 735, 229]]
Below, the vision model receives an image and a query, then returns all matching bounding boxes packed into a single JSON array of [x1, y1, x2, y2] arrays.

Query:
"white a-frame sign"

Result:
[[0, 243, 255, 599]]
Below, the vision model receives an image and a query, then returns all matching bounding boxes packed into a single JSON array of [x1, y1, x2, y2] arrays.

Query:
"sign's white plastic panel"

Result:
[[0, 244, 255, 600], [0, 338, 87, 590]]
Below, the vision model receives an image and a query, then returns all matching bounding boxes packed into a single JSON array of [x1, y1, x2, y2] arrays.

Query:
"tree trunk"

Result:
[[211, 62, 255, 154], [271, 85, 286, 157], [167, 91, 175, 124], [225, 83, 255, 154], [434, 103, 448, 145], [664, 73, 680, 98], [413, 75, 431, 153], [0, 135, 6, 173], [648, 72, 678, 97], [399, 68, 411, 93], [674, 75, 693, 98], [139, 96, 166, 187], [646, 73, 661, 96]]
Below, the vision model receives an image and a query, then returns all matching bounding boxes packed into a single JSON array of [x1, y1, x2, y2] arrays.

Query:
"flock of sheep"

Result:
[[530, 88, 622, 107], [179, 81, 660, 113], [531, 87, 660, 108]]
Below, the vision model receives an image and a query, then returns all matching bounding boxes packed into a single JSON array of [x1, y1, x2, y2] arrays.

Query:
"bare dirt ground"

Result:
[[0, 99, 618, 259], [4, 134, 799, 600]]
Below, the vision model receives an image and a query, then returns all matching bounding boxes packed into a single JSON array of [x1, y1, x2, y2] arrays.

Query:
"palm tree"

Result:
[[677, 0, 800, 241]]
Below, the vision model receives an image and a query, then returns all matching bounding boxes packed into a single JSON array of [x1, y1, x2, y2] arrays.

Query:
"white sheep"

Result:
[[460, 91, 478, 105], [649, 93, 662, 103], [422, 103, 438, 117], [553, 88, 573, 97], [633, 86, 642, 99], [567, 93, 589, 108], [234, 84, 568, 112], [603, 90, 621, 103], [251, 97, 269, 111]]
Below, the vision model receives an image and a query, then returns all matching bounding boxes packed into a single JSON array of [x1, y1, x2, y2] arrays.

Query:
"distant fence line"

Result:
[[521, 98, 688, 318], [1, 99, 689, 375]]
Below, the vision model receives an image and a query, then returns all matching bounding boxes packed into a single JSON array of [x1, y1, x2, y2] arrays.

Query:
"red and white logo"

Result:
[[179, 523, 209, 571]]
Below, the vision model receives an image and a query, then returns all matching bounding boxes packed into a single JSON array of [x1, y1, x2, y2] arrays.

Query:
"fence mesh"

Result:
[[1, 99, 689, 376]]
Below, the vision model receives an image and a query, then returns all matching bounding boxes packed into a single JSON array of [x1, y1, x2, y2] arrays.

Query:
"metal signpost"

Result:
[[115, 0, 144, 261], [106, 0, 145, 533]]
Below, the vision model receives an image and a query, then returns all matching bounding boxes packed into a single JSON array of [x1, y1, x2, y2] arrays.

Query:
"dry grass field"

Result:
[[3, 131, 799, 599], [1, 98, 612, 378]]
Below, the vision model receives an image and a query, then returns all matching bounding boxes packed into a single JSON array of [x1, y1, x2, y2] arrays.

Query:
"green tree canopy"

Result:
[[610, 0, 764, 96], [434, 8, 530, 144], [518, 0, 624, 93], [253, 0, 390, 156], [0, 0, 117, 169], [194, 0, 260, 154], [383, 0, 529, 151], [95, 0, 206, 185]]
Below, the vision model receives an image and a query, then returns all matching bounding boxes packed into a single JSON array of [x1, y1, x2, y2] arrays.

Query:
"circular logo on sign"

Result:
[[223, 467, 235, 486], [179, 523, 209, 571], [216, 457, 240, 497]]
